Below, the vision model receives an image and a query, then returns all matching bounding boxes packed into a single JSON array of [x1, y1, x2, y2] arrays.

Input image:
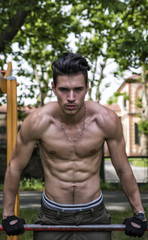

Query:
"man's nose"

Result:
[[67, 90, 75, 101]]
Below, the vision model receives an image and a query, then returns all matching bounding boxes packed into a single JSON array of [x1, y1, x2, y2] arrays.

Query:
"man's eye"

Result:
[[75, 88, 83, 92], [60, 88, 68, 92]]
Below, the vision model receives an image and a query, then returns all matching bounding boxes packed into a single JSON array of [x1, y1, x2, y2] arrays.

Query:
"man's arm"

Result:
[[2, 111, 40, 235], [2, 107, 50, 235], [3, 110, 40, 219], [105, 111, 147, 237], [3, 131, 36, 219], [106, 113, 144, 213]]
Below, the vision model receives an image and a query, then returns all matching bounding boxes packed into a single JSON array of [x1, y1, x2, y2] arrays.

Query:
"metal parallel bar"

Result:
[[25, 224, 148, 232], [24, 224, 126, 232], [0, 224, 148, 232], [0, 224, 125, 232]]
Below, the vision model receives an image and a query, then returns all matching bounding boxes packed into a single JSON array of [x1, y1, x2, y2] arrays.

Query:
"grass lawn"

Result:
[[129, 159, 148, 167], [0, 208, 148, 240], [105, 157, 148, 168]]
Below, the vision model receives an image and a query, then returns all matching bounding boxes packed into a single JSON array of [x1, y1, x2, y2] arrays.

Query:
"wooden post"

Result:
[[0, 63, 20, 240], [6, 77, 19, 240]]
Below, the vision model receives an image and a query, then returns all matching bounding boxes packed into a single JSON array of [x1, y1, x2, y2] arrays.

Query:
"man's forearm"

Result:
[[118, 170, 144, 214], [3, 167, 21, 218]]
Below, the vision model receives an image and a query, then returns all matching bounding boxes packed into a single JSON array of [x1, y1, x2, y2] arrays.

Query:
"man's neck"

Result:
[[59, 103, 87, 126]]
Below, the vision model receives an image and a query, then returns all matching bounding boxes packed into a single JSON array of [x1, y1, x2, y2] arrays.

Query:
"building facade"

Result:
[[105, 74, 144, 156]]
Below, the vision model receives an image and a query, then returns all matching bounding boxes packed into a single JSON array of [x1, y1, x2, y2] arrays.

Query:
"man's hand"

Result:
[[2, 215, 25, 236], [123, 217, 147, 238]]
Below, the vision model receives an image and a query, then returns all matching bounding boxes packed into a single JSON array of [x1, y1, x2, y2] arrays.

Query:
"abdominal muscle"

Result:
[[42, 155, 102, 205]]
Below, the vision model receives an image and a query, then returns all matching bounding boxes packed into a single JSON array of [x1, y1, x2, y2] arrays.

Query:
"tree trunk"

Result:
[[96, 62, 106, 102], [0, 10, 29, 52]]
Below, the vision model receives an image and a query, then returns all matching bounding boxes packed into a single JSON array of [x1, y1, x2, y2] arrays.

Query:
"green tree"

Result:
[[70, 1, 117, 102], [105, 0, 148, 155], [0, 0, 78, 106], [72, 0, 148, 154], [1, 0, 147, 112], [1, 0, 118, 105]]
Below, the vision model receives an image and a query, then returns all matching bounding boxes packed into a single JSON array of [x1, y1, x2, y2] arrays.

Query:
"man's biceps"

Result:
[[107, 138, 119, 148], [17, 133, 36, 148], [12, 147, 34, 170], [14, 140, 35, 160], [108, 135, 125, 145], [19, 127, 37, 144]]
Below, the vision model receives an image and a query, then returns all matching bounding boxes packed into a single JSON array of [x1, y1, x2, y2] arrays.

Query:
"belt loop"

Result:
[[90, 207, 95, 216], [56, 211, 61, 219]]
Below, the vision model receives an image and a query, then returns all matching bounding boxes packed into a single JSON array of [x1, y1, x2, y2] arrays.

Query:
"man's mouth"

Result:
[[66, 105, 77, 110]]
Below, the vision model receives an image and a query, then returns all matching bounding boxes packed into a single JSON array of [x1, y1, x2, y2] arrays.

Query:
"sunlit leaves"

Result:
[[0, 0, 147, 106]]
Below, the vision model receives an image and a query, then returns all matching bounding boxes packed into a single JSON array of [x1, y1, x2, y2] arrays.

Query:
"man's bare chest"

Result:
[[39, 121, 105, 159]]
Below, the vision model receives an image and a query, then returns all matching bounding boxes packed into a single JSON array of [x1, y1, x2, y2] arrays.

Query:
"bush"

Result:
[[139, 119, 148, 134], [19, 178, 44, 191]]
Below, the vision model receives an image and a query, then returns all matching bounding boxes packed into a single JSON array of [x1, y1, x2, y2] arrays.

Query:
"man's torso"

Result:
[[33, 101, 111, 205]]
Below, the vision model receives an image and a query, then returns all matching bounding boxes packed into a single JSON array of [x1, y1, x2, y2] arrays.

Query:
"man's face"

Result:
[[52, 73, 89, 116]]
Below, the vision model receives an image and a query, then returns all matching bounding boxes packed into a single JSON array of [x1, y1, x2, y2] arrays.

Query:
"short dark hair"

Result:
[[52, 52, 90, 86]]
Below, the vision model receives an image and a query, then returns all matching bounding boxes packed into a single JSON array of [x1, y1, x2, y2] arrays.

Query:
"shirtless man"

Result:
[[2, 52, 147, 239]]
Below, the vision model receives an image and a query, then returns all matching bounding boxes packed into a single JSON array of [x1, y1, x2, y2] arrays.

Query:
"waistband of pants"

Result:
[[41, 191, 103, 213]]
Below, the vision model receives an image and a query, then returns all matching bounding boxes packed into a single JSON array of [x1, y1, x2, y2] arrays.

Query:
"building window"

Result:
[[123, 98, 127, 108], [135, 123, 140, 145]]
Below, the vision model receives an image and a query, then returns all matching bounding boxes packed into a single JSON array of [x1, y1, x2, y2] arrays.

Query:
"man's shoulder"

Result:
[[87, 101, 120, 131], [20, 102, 58, 139], [28, 102, 58, 120], [87, 101, 117, 117]]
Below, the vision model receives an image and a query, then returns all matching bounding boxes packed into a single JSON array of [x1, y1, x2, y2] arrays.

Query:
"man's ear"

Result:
[[86, 81, 89, 93], [51, 81, 56, 95]]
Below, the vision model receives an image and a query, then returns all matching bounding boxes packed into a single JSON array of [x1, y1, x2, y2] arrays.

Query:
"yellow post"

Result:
[[0, 64, 19, 240], [0, 63, 20, 240], [6, 76, 19, 240]]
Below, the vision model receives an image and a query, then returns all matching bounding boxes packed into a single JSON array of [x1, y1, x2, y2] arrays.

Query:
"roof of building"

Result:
[[125, 74, 141, 81], [117, 74, 143, 92], [0, 105, 35, 114], [0, 105, 7, 113], [0, 104, 121, 114], [103, 103, 121, 112]]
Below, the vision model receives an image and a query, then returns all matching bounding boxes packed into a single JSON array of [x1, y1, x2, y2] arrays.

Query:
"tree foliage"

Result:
[[105, 0, 148, 70], [0, 0, 77, 105], [0, 0, 147, 107], [139, 120, 148, 134]]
